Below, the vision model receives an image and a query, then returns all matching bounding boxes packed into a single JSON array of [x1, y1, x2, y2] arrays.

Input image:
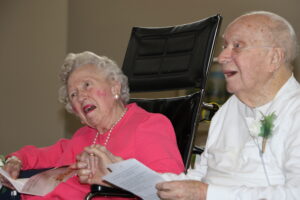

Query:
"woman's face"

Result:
[[67, 64, 120, 128]]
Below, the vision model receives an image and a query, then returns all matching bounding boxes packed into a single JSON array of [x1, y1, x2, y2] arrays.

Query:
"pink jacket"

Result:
[[11, 103, 184, 200]]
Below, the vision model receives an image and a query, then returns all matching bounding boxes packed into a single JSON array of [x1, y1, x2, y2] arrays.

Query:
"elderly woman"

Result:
[[0, 51, 184, 199]]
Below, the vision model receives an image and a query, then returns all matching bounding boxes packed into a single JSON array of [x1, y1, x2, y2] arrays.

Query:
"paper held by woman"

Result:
[[0, 166, 76, 196]]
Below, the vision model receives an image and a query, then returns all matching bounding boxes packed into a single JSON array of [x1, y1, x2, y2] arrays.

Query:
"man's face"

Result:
[[217, 16, 275, 96]]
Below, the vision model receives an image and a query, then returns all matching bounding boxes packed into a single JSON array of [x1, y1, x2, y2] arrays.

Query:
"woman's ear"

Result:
[[111, 81, 121, 96]]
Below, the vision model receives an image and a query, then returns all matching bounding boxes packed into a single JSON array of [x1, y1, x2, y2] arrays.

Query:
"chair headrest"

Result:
[[122, 14, 222, 92]]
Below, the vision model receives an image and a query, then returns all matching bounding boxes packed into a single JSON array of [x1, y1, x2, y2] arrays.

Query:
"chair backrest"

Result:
[[123, 14, 222, 93], [123, 14, 222, 169], [130, 92, 202, 169]]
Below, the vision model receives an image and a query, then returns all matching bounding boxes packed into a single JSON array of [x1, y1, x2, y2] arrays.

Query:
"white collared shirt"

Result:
[[162, 75, 300, 200]]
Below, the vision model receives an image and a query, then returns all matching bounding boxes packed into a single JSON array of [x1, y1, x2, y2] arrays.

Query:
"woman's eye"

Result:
[[84, 81, 90, 88], [70, 92, 77, 99]]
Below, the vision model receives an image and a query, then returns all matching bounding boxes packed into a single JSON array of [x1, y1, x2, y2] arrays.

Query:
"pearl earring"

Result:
[[114, 94, 119, 99]]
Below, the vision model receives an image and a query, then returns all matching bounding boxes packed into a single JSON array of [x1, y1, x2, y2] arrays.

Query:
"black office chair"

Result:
[[85, 14, 222, 200]]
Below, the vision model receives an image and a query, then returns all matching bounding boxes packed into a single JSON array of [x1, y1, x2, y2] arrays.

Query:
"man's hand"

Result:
[[156, 180, 208, 200]]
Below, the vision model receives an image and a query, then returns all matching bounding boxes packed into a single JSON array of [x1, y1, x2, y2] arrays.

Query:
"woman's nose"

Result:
[[217, 47, 232, 65], [78, 90, 87, 102]]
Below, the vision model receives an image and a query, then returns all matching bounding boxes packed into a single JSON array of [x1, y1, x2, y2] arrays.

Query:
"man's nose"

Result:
[[217, 47, 232, 65]]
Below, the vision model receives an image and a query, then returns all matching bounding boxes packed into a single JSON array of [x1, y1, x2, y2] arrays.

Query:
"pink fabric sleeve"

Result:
[[134, 113, 185, 174], [8, 138, 70, 170]]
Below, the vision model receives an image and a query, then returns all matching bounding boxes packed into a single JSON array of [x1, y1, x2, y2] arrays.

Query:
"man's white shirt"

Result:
[[162, 75, 300, 200]]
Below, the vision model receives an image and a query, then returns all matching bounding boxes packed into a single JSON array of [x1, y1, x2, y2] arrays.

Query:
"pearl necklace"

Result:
[[92, 108, 128, 146]]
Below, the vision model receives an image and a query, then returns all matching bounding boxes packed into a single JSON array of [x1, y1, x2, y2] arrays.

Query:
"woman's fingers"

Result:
[[76, 145, 124, 185], [76, 151, 90, 162], [3, 161, 21, 179], [5, 181, 15, 190], [77, 168, 92, 184], [85, 145, 123, 164], [89, 154, 96, 175], [1, 178, 15, 190]]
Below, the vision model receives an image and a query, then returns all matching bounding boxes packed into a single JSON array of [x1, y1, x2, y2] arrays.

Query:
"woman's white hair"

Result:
[[240, 11, 299, 67], [58, 51, 130, 113]]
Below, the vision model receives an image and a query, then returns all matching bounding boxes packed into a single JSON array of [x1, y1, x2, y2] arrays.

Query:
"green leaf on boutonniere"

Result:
[[259, 112, 277, 138], [259, 112, 277, 153]]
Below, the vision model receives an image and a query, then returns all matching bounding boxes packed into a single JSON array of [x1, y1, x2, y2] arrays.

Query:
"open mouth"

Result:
[[224, 71, 237, 78], [83, 104, 96, 114]]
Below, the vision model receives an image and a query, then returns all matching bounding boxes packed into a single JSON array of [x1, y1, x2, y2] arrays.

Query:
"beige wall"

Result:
[[67, 0, 300, 75], [0, 1, 68, 155], [1, 0, 299, 155]]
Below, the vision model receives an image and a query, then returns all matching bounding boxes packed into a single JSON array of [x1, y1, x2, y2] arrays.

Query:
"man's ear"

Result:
[[269, 48, 285, 72]]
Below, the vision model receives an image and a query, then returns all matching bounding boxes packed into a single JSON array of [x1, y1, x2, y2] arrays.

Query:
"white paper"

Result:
[[0, 166, 76, 196], [0, 168, 29, 192], [103, 159, 165, 200]]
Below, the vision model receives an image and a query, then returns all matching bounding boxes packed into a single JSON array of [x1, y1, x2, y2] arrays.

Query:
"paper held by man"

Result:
[[0, 166, 76, 196], [103, 159, 165, 200]]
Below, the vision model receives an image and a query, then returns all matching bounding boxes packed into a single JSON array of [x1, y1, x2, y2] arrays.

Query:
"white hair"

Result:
[[58, 51, 130, 113]]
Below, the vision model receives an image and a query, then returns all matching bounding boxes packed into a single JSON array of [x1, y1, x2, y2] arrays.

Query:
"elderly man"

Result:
[[156, 11, 300, 200]]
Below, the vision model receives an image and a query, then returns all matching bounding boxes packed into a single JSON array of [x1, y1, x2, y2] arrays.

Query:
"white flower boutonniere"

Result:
[[248, 119, 261, 138], [247, 112, 277, 153]]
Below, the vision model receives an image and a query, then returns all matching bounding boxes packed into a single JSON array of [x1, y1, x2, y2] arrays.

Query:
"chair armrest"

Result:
[[19, 168, 51, 178], [201, 102, 219, 121], [85, 185, 137, 200], [193, 146, 204, 155]]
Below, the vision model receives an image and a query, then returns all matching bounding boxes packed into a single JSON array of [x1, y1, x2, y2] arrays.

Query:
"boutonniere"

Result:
[[259, 112, 277, 153], [248, 112, 277, 153]]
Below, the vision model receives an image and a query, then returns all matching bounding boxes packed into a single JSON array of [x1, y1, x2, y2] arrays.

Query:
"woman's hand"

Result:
[[74, 144, 123, 185], [71, 150, 94, 184], [0, 158, 22, 189], [156, 180, 208, 200]]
